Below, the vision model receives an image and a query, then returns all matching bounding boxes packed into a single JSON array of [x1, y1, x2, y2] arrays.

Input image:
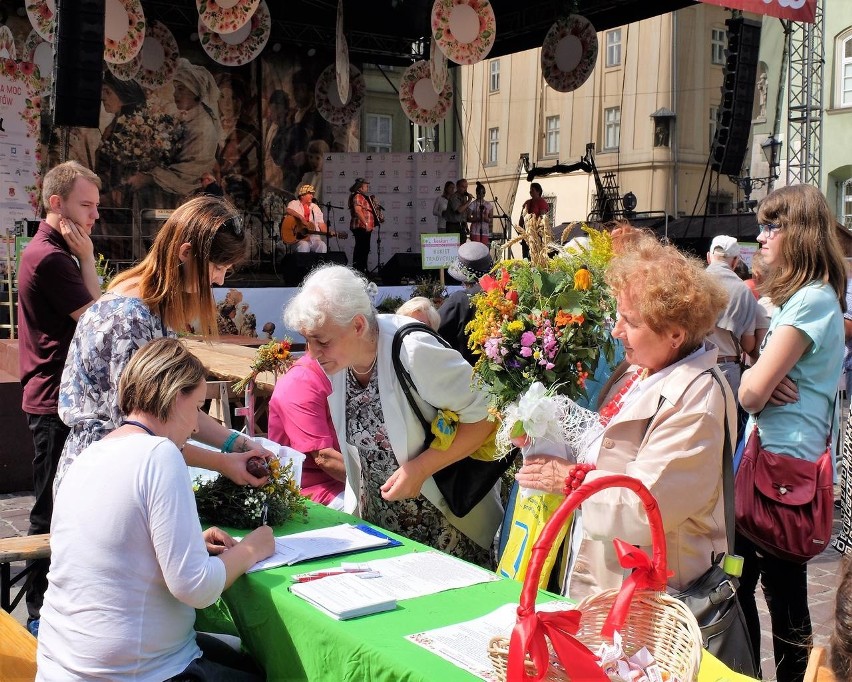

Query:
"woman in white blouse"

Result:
[[432, 180, 455, 232]]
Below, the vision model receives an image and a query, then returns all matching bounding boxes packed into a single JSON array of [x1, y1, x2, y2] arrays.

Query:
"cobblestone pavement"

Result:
[[1, 489, 844, 680]]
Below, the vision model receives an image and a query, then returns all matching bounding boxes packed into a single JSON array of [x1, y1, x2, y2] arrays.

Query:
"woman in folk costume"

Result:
[[127, 58, 221, 209]]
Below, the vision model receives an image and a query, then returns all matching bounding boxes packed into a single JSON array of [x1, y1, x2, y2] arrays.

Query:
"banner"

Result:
[[696, 0, 816, 23]]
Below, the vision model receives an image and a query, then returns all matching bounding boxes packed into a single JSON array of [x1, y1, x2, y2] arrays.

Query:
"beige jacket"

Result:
[[569, 345, 735, 599]]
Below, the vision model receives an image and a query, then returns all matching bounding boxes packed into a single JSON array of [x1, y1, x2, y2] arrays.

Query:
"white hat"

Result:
[[710, 235, 740, 259]]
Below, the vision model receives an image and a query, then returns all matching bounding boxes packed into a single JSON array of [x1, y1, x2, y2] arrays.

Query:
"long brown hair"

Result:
[[109, 195, 246, 336], [758, 184, 847, 311]]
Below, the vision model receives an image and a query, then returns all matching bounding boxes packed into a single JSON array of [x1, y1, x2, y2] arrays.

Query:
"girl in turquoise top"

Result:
[[737, 184, 847, 682]]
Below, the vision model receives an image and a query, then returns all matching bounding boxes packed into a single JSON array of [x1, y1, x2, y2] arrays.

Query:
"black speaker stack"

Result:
[[710, 17, 762, 177], [281, 251, 348, 286], [52, 0, 106, 128]]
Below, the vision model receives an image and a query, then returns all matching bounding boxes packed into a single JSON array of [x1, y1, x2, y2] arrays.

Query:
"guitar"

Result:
[[279, 215, 348, 245]]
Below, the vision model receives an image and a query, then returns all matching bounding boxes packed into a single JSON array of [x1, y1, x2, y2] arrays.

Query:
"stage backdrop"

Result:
[[322, 152, 459, 274]]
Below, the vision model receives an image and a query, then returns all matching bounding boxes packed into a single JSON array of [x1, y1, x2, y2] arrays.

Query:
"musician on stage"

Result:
[[467, 182, 494, 247], [286, 183, 327, 253], [348, 178, 377, 274]]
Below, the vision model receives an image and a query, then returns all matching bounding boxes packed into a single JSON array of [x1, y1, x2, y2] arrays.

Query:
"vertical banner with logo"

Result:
[[323, 152, 459, 275], [0, 60, 42, 239]]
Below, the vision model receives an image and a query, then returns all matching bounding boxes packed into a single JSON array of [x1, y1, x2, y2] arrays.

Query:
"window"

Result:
[[606, 30, 622, 67], [711, 28, 726, 66], [604, 107, 621, 150], [545, 115, 560, 156], [838, 31, 852, 108], [366, 114, 392, 152], [488, 127, 499, 164], [844, 179, 852, 228], [708, 194, 733, 215], [489, 60, 500, 92], [709, 106, 719, 149]]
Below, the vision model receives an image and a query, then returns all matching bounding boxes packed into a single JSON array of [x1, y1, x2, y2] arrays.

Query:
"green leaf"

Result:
[[509, 420, 526, 439]]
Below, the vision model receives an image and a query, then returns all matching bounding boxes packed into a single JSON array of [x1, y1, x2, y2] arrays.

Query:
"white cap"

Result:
[[710, 235, 740, 258]]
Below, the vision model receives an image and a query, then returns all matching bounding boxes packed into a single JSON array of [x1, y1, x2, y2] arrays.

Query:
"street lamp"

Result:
[[728, 135, 783, 212]]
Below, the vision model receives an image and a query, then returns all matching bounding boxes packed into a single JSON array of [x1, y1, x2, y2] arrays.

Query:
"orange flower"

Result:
[[573, 268, 592, 291], [555, 311, 572, 327]]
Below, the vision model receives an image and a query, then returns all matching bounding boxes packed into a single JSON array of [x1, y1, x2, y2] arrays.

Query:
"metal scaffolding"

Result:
[[785, 0, 824, 186]]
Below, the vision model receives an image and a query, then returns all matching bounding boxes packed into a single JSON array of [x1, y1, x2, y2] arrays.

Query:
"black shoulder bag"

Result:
[[672, 368, 758, 677], [391, 322, 515, 518]]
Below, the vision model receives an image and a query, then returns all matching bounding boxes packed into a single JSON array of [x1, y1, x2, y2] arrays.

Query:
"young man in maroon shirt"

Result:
[[17, 160, 102, 636]]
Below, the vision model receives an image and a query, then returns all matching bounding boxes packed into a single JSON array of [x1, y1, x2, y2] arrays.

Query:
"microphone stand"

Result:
[[365, 194, 384, 280], [323, 201, 345, 251]]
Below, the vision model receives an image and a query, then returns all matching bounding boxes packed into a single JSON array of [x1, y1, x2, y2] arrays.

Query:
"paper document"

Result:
[[247, 524, 394, 573], [406, 601, 573, 681], [290, 572, 397, 620]]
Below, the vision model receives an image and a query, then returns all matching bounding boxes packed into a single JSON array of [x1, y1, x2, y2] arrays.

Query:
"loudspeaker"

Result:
[[52, 0, 105, 128], [710, 18, 761, 176], [381, 252, 430, 285], [281, 251, 347, 286]]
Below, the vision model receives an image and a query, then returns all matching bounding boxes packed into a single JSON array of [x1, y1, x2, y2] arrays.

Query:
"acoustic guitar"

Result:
[[279, 215, 348, 245]]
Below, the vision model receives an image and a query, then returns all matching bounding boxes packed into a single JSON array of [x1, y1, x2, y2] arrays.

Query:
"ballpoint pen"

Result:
[[260, 502, 268, 527]]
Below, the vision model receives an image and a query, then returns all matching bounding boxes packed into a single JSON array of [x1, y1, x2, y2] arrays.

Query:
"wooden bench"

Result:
[[0, 607, 37, 681], [0, 534, 51, 612]]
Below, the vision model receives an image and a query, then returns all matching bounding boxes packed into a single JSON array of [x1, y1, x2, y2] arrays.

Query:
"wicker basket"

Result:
[[488, 474, 703, 681]]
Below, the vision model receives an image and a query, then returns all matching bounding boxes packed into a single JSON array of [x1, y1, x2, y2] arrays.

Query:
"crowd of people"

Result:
[[16, 157, 852, 682]]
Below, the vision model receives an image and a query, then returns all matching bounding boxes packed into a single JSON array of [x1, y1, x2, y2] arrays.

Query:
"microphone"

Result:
[[311, 197, 319, 204]]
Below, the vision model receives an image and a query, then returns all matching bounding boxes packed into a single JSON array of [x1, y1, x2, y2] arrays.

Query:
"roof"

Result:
[[141, 0, 698, 66]]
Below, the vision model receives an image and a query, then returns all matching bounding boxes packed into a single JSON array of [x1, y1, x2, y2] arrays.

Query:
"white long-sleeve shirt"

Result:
[[37, 434, 226, 681]]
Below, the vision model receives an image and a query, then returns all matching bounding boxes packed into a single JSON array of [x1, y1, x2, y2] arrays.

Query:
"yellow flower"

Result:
[[507, 320, 525, 333], [574, 268, 592, 290]]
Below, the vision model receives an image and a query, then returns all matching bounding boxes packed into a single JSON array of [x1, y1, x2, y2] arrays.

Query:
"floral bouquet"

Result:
[[99, 108, 182, 177], [194, 456, 308, 528], [232, 338, 295, 394], [467, 221, 617, 586]]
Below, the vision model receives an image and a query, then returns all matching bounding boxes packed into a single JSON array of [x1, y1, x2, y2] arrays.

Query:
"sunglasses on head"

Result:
[[219, 215, 244, 238]]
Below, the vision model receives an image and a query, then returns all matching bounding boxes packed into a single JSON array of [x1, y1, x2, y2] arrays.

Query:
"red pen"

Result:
[[292, 568, 373, 583]]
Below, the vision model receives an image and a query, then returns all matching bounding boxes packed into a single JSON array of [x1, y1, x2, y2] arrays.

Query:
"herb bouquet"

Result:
[[467, 219, 616, 586], [232, 338, 295, 394], [194, 456, 308, 529]]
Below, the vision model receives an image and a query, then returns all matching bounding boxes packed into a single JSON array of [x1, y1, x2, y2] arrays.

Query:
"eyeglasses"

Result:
[[219, 215, 244, 238], [757, 222, 782, 238]]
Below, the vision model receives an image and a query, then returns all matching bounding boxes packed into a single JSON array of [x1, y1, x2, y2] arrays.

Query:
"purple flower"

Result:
[[520, 331, 536, 347], [520, 346, 533, 358]]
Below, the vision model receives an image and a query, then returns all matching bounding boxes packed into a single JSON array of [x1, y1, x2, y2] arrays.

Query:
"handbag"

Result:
[[735, 420, 834, 564], [391, 323, 514, 518], [673, 368, 758, 677]]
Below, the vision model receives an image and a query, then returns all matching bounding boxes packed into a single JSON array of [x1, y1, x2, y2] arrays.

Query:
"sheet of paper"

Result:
[[247, 524, 391, 573], [290, 572, 397, 620], [349, 550, 499, 600], [406, 601, 573, 681]]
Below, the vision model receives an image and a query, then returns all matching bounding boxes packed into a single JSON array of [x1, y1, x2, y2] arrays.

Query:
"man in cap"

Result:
[[285, 183, 327, 253], [706, 235, 758, 401], [438, 241, 494, 365]]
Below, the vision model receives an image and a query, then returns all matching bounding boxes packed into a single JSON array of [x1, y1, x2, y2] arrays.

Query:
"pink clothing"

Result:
[[268, 354, 344, 505]]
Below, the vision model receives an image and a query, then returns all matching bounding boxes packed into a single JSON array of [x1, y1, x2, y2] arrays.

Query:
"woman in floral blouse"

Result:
[[56, 194, 269, 493]]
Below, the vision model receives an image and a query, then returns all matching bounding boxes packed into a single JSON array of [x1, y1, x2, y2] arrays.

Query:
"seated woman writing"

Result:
[[37, 338, 275, 681], [516, 231, 736, 598], [283, 265, 502, 567]]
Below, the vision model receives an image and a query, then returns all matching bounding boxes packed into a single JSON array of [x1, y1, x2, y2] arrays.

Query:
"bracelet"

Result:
[[221, 431, 240, 453], [563, 463, 596, 494]]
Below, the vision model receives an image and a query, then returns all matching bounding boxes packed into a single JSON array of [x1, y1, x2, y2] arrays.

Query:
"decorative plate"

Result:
[[107, 53, 142, 81], [399, 60, 453, 127], [104, 0, 146, 65], [315, 63, 365, 125], [26, 0, 55, 43], [199, 0, 269, 67], [430, 35, 448, 93], [136, 20, 179, 89], [431, 0, 495, 66], [24, 29, 53, 92], [0, 26, 16, 60], [335, 0, 349, 105], [541, 15, 598, 93], [197, 0, 261, 35]]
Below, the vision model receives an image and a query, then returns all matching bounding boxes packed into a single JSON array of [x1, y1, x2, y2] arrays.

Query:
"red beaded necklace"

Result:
[[598, 369, 647, 426]]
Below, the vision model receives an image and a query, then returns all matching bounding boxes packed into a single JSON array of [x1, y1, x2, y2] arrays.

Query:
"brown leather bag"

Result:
[[734, 425, 834, 564]]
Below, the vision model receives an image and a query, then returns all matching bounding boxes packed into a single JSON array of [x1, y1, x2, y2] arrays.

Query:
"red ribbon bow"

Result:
[[508, 606, 607, 681], [602, 538, 671, 637]]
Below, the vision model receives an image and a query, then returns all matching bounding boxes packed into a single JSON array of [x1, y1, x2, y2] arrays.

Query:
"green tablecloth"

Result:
[[197, 503, 755, 682]]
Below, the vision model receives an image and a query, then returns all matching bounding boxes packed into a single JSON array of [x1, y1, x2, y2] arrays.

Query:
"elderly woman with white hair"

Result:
[[284, 265, 502, 566], [127, 58, 221, 207]]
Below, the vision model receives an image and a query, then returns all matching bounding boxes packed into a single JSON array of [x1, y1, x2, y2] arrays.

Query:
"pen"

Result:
[[292, 568, 375, 583], [260, 502, 268, 527]]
